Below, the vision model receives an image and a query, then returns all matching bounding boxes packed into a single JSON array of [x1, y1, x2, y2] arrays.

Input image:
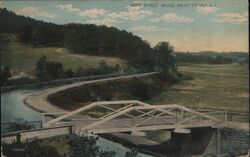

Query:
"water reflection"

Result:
[[1, 90, 40, 123]]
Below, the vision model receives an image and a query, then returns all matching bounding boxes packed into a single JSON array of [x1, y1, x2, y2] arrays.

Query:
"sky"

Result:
[[1, 0, 249, 52]]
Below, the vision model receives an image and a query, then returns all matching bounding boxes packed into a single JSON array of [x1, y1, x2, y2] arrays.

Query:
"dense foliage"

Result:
[[0, 8, 157, 71], [2, 135, 117, 157], [69, 135, 116, 157], [5, 118, 35, 132], [35, 55, 64, 80], [153, 42, 176, 77], [35, 55, 122, 81]]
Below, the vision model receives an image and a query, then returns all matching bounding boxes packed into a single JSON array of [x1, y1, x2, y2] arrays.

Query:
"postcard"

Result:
[[1, 0, 249, 157]]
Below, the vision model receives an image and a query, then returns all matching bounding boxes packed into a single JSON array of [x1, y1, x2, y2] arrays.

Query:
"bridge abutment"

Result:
[[166, 127, 249, 157], [202, 128, 249, 157]]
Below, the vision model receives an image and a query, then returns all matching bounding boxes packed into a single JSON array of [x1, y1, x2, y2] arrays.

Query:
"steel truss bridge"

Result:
[[42, 100, 227, 135]]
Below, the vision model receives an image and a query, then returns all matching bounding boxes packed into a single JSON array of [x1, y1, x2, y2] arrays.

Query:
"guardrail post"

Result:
[[216, 129, 222, 155], [17, 132, 21, 144], [181, 109, 184, 118]]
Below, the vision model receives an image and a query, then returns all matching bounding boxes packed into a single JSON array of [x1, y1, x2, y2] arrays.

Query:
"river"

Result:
[[1, 90, 152, 157]]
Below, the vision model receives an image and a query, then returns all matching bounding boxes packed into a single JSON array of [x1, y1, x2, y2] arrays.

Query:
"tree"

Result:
[[69, 135, 99, 157], [69, 135, 116, 157], [98, 60, 110, 74], [154, 42, 176, 77], [25, 141, 61, 157], [0, 34, 10, 52], [64, 69, 74, 78], [1, 66, 11, 86], [114, 63, 121, 72], [75, 67, 85, 77], [35, 55, 64, 80], [46, 61, 64, 79], [35, 55, 49, 80], [18, 25, 33, 43]]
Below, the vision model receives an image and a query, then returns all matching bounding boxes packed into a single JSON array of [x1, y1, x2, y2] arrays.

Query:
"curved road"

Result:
[[24, 72, 158, 113]]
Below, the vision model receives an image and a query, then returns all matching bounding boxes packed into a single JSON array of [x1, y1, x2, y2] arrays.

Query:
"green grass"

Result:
[[1, 34, 126, 74], [149, 63, 249, 113]]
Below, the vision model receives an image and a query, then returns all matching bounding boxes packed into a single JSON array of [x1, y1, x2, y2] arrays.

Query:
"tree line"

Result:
[[35, 55, 122, 81], [0, 8, 176, 74], [176, 53, 233, 64]]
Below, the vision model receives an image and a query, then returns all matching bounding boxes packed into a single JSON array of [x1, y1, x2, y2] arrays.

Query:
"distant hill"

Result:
[[175, 51, 248, 64], [0, 8, 154, 70]]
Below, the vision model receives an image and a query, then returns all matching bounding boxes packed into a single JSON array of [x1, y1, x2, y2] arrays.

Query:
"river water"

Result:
[[1, 90, 152, 157]]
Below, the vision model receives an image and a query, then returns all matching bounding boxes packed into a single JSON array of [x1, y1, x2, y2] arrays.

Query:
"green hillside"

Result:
[[1, 34, 126, 74], [0, 8, 155, 71]]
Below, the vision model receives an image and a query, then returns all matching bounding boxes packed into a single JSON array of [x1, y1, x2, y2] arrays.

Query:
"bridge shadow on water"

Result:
[[100, 127, 214, 157]]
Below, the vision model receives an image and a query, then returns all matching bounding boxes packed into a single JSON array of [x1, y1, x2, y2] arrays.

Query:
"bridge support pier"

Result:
[[69, 125, 75, 134], [216, 129, 222, 155]]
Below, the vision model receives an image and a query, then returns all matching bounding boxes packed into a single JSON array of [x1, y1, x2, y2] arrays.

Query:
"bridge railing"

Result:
[[1, 124, 74, 145], [1, 121, 42, 134], [195, 109, 249, 123]]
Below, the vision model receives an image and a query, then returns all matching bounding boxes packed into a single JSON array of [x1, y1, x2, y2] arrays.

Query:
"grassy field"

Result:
[[149, 63, 249, 113], [1, 34, 126, 74]]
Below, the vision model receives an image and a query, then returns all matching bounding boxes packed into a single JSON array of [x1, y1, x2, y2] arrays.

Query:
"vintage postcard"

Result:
[[0, 0, 249, 157]]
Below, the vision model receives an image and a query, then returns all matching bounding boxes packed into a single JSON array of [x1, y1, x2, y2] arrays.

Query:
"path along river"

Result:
[[1, 90, 152, 157]]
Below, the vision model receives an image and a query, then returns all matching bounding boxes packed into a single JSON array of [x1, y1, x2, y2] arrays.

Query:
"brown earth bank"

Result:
[[48, 76, 169, 111]]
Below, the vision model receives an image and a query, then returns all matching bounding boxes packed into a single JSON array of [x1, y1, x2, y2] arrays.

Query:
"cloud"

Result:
[[151, 13, 193, 23], [0, 1, 4, 8], [131, 25, 167, 32], [79, 8, 107, 18], [108, 6, 153, 20], [212, 12, 248, 24], [196, 6, 219, 14], [16, 7, 56, 19], [85, 18, 120, 26], [56, 4, 80, 12]]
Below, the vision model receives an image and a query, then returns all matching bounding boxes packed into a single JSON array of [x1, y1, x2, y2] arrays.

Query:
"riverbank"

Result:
[[23, 72, 158, 113]]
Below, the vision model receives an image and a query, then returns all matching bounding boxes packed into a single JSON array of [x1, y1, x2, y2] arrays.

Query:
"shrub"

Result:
[[6, 118, 35, 132]]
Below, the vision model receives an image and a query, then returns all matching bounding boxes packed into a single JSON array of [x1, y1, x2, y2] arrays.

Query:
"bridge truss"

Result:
[[43, 100, 224, 135]]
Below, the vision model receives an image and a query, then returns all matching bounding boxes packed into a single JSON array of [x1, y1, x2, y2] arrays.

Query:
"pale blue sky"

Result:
[[1, 0, 248, 52]]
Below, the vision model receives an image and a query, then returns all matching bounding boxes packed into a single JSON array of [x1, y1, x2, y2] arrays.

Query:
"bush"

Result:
[[126, 148, 138, 157], [75, 60, 121, 77], [64, 69, 74, 78], [69, 135, 116, 157], [25, 141, 61, 157], [3, 141, 61, 157], [6, 118, 35, 132], [36, 55, 73, 80]]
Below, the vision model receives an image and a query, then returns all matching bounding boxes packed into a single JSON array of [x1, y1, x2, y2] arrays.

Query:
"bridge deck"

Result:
[[73, 117, 213, 134]]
